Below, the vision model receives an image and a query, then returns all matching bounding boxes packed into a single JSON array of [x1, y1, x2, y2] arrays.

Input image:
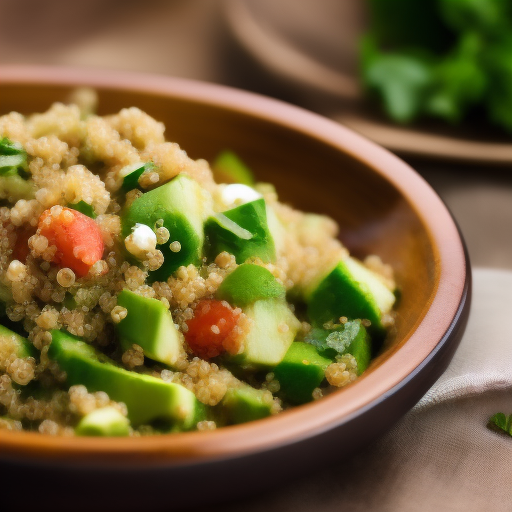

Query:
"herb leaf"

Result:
[[488, 413, 512, 437]]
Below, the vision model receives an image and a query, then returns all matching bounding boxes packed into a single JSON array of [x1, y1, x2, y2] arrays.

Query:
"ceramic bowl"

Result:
[[0, 66, 470, 510]]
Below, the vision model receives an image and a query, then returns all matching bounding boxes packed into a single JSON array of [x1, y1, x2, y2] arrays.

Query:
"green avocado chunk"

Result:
[[116, 289, 184, 367], [220, 385, 272, 425], [0, 324, 37, 360], [75, 406, 130, 437], [216, 264, 285, 307], [212, 151, 255, 185], [305, 320, 372, 375], [122, 174, 213, 282], [227, 299, 301, 368], [205, 198, 276, 264], [0, 175, 35, 201], [307, 257, 395, 336], [48, 330, 205, 427], [274, 342, 332, 405]]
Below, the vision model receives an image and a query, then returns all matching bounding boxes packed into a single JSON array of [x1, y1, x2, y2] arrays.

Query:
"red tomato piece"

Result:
[[185, 299, 241, 359], [38, 206, 104, 277]]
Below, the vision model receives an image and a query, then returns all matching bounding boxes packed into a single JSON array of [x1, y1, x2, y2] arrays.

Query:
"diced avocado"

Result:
[[119, 161, 156, 192], [0, 324, 37, 360], [205, 198, 276, 264], [122, 174, 213, 282], [274, 342, 332, 405], [75, 406, 130, 437], [212, 151, 255, 185], [48, 330, 206, 427], [0, 175, 35, 201], [228, 299, 300, 368], [216, 264, 285, 307], [68, 200, 96, 218], [305, 320, 371, 375], [307, 257, 396, 335], [220, 385, 272, 424], [116, 289, 184, 367]]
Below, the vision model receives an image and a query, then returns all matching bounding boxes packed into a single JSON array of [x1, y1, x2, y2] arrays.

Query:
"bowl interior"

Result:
[[0, 74, 465, 468]]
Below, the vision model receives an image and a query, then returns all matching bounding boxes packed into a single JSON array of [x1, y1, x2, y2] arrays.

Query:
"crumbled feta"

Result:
[[124, 223, 157, 259], [219, 184, 262, 207]]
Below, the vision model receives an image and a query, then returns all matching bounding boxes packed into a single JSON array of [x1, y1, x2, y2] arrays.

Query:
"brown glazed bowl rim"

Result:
[[0, 65, 468, 468]]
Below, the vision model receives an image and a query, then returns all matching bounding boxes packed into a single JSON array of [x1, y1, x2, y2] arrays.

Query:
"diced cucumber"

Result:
[[116, 289, 184, 367], [228, 299, 301, 368], [119, 161, 156, 192], [75, 406, 130, 437], [220, 385, 272, 424], [48, 330, 206, 427], [122, 174, 213, 282], [205, 198, 276, 264], [274, 342, 332, 405], [212, 151, 255, 185], [216, 264, 285, 307], [307, 257, 395, 335]]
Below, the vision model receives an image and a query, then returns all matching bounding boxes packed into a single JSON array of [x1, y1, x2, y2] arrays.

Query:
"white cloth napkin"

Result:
[[219, 268, 512, 512]]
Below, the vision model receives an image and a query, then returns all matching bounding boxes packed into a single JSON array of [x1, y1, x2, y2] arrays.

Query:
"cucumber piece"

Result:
[[274, 342, 332, 405], [116, 289, 184, 367], [122, 174, 213, 282], [307, 257, 395, 335], [205, 198, 276, 264], [216, 264, 285, 307], [119, 161, 156, 192], [68, 200, 96, 219], [48, 330, 205, 427], [0, 324, 37, 360], [212, 151, 255, 185], [75, 406, 130, 437], [228, 299, 301, 368], [220, 385, 272, 424]]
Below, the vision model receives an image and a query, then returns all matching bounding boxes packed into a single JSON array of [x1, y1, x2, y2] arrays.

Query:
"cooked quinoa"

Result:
[[0, 92, 396, 436]]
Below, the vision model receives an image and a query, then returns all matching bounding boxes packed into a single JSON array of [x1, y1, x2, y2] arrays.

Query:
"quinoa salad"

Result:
[[0, 91, 396, 437]]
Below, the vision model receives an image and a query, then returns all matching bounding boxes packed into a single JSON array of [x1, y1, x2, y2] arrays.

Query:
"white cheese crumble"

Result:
[[219, 184, 262, 207], [124, 223, 157, 259]]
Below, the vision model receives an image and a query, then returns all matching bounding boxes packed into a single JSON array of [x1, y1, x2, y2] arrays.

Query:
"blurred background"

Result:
[[0, 0, 511, 261]]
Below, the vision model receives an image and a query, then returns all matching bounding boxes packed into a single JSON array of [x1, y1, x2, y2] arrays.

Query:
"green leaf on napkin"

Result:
[[488, 412, 512, 437]]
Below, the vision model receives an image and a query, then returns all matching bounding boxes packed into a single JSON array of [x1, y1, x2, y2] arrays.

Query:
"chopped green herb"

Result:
[[68, 200, 96, 219], [488, 413, 512, 437], [0, 137, 28, 177], [305, 321, 361, 356], [362, 0, 512, 133]]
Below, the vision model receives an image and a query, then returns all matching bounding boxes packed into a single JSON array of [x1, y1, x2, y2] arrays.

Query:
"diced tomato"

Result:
[[38, 207, 104, 277], [185, 299, 241, 359], [13, 227, 36, 263]]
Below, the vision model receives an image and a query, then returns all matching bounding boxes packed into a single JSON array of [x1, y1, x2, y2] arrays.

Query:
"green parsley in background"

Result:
[[361, 0, 512, 133]]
